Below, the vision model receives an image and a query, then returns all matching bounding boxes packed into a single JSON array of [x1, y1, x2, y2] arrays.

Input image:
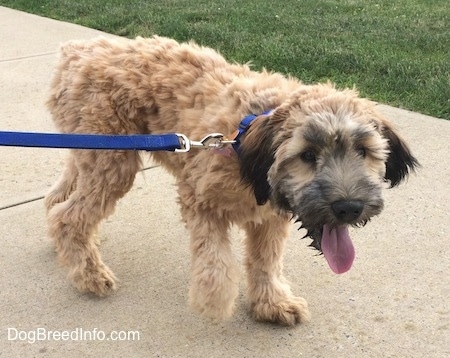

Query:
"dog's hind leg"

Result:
[[45, 154, 78, 212], [47, 150, 141, 296], [244, 216, 311, 326]]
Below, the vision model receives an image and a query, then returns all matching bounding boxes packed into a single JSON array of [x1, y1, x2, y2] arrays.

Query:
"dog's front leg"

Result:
[[244, 216, 310, 325], [185, 210, 240, 321]]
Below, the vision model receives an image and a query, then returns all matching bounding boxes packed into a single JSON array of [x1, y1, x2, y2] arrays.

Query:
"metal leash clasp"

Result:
[[175, 133, 236, 153]]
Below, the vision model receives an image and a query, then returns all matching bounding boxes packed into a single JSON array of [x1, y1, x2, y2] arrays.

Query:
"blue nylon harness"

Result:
[[232, 110, 273, 153]]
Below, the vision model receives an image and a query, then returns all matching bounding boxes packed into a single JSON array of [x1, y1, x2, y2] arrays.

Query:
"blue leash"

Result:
[[0, 111, 272, 152], [0, 131, 184, 152]]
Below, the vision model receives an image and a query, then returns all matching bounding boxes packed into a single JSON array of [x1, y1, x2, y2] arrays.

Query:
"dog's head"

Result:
[[238, 83, 419, 273]]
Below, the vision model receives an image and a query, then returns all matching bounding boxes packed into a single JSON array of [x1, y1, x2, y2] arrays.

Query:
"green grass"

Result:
[[2, 0, 449, 119]]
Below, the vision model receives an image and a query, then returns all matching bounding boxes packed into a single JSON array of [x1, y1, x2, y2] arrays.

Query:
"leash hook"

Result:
[[175, 133, 235, 152]]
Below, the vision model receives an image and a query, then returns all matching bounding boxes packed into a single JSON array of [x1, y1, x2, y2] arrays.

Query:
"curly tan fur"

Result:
[[45, 36, 418, 325]]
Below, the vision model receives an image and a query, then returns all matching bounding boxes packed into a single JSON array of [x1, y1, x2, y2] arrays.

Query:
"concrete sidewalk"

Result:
[[0, 6, 448, 358]]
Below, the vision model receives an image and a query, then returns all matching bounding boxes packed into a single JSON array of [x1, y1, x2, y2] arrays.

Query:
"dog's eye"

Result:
[[300, 150, 317, 164], [356, 146, 366, 158]]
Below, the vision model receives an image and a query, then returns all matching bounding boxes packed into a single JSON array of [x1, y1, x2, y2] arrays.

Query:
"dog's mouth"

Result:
[[298, 223, 356, 274]]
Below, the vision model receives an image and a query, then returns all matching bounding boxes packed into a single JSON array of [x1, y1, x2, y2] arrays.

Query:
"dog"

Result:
[[44, 36, 419, 325]]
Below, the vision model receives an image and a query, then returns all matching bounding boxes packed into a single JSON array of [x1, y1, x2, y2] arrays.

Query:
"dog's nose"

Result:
[[331, 200, 364, 223]]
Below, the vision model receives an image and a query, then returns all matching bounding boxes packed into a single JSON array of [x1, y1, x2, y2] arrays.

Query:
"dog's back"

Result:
[[47, 36, 253, 137], [47, 36, 302, 142]]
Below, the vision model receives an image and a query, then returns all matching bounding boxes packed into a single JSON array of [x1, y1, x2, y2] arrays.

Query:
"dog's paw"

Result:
[[189, 299, 236, 322], [70, 264, 117, 297], [251, 296, 311, 326], [189, 284, 238, 322]]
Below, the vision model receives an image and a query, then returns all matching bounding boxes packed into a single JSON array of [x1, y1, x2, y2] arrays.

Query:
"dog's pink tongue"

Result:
[[321, 224, 355, 274]]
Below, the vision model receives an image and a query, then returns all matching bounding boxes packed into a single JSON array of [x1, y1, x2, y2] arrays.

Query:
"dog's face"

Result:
[[239, 84, 419, 273]]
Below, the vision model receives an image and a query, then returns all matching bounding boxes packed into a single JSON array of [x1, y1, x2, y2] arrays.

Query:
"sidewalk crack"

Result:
[[0, 52, 57, 63], [0, 165, 160, 211]]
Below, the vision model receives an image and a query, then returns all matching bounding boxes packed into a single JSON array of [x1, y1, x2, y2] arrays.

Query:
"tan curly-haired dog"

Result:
[[45, 36, 418, 325]]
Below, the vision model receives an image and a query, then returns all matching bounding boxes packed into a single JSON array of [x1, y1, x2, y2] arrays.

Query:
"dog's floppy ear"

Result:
[[380, 118, 420, 187], [238, 109, 287, 205]]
